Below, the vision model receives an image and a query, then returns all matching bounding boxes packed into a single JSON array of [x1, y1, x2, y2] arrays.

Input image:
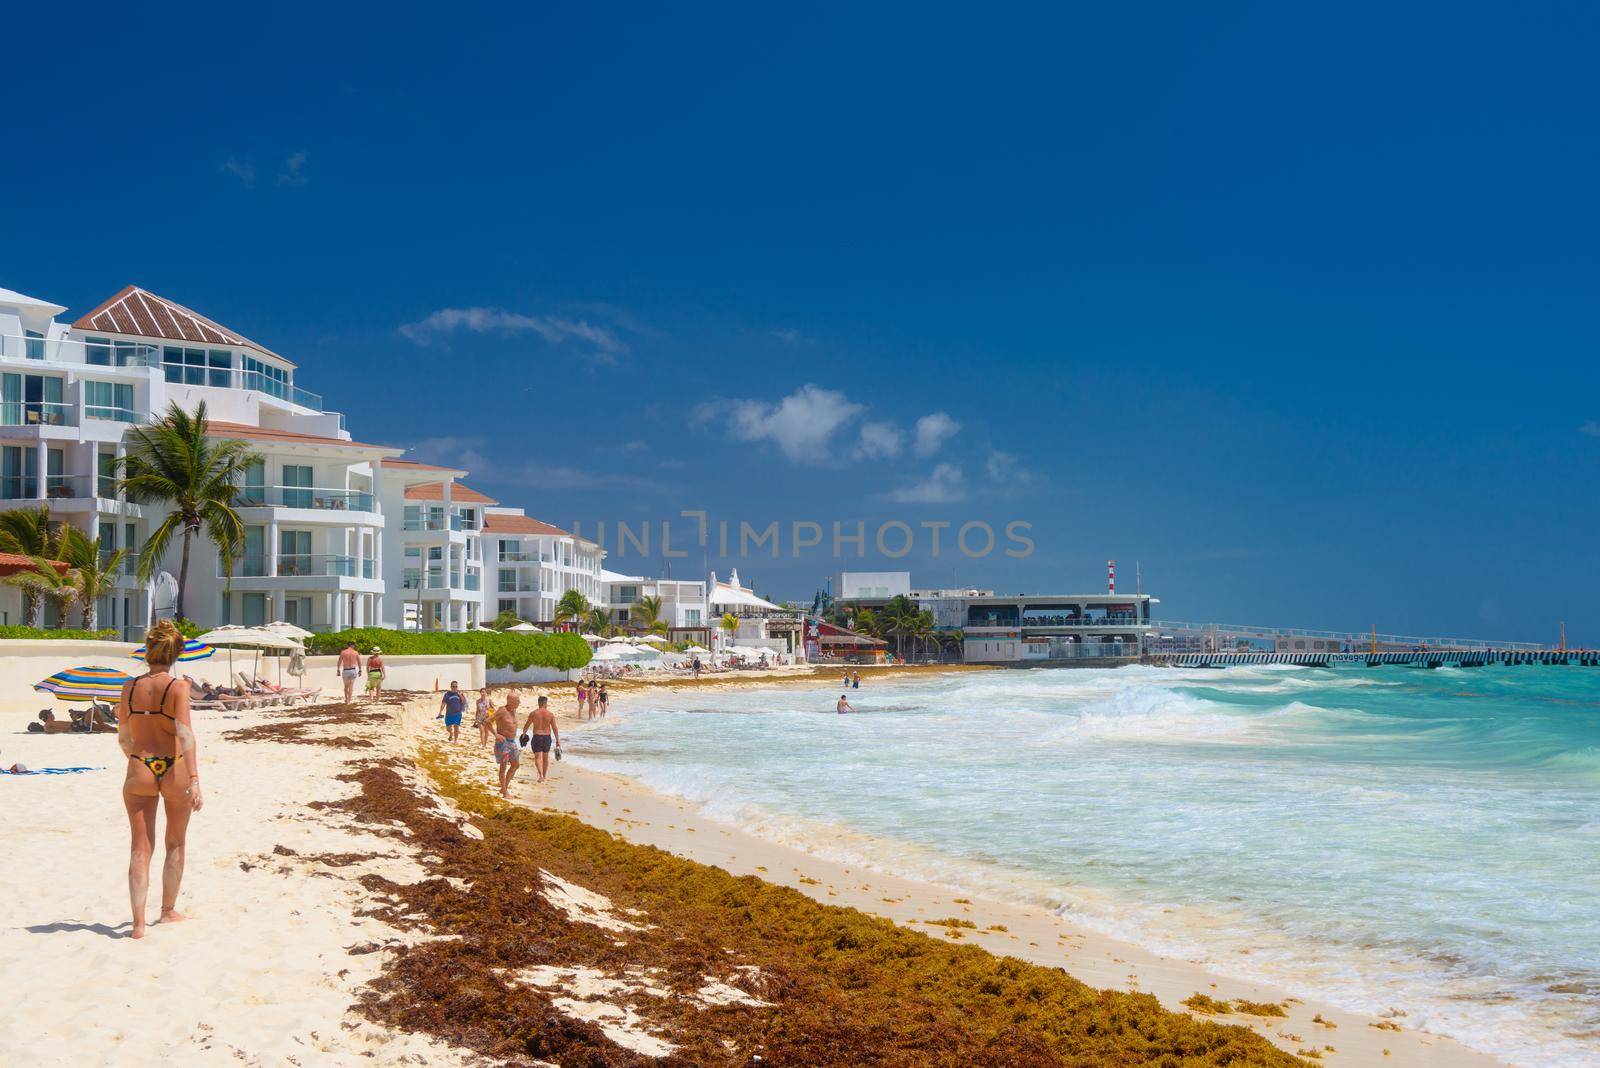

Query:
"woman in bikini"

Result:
[[117, 618, 203, 939], [475, 689, 494, 748], [575, 679, 589, 721]]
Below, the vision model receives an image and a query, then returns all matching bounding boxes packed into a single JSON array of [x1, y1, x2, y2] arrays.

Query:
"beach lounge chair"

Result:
[[233, 673, 285, 707], [242, 672, 318, 704], [186, 679, 255, 712]]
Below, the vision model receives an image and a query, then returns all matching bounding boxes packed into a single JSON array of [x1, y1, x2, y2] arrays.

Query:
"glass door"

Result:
[[282, 464, 312, 508], [278, 530, 311, 576]]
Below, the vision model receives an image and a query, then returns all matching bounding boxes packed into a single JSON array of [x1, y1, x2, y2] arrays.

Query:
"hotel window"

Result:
[[208, 350, 233, 388], [1, 445, 36, 499], [279, 530, 311, 575], [98, 448, 118, 497], [282, 464, 312, 508], [242, 592, 267, 627], [84, 380, 136, 421], [24, 330, 44, 359], [499, 569, 516, 593], [242, 526, 265, 576], [162, 346, 210, 386], [2, 372, 65, 425], [498, 599, 516, 615], [86, 337, 112, 365], [241, 356, 289, 399], [241, 460, 265, 504]]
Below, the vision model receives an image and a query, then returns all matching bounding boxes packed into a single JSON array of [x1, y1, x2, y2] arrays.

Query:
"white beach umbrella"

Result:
[[507, 622, 538, 632], [603, 637, 633, 645], [264, 620, 316, 640], [590, 648, 623, 662], [635, 634, 668, 644], [684, 645, 711, 655], [581, 632, 604, 642], [195, 626, 302, 685]]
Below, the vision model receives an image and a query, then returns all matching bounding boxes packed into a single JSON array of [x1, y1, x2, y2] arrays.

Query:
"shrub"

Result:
[[306, 628, 591, 672], [0, 625, 120, 642]]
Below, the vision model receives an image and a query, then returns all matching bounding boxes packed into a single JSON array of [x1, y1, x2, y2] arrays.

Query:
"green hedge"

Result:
[[306, 628, 591, 672], [0, 625, 120, 642]]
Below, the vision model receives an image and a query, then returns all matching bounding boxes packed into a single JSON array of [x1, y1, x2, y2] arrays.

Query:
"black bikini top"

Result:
[[127, 675, 179, 720]]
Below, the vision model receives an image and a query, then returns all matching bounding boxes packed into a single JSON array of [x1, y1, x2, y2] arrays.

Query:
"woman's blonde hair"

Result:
[[143, 618, 185, 669]]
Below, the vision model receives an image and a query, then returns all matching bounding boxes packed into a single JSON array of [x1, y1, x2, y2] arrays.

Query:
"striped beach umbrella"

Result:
[[131, 639, 215, 663], [34, 665, 135, 701]]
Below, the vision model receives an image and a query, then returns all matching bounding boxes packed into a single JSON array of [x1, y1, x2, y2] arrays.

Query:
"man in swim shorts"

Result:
[[519, 695, 560, 784], [493, 692, 521, 797], [837, 694, 855, 714], [337, 642, 361, 703], [439, 681, 466, 742]]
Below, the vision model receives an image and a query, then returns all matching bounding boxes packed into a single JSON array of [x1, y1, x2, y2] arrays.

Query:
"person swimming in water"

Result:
[[837, 693, 855, 714]]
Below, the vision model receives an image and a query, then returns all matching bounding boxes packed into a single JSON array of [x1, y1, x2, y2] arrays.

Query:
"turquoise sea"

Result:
[[570, 665, 1600, 1067]]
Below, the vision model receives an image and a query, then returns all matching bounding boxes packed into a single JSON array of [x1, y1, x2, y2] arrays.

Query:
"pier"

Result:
[[1148, 650, 1600, 668]]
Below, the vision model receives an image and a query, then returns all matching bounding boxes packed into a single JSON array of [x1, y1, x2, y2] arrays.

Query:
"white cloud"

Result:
[[771, 328, 807, 344], [698, 384, 864, 463], [852, 420, 905, 460], [985, 449, 1036, 486], [219, 158, 256, 188], [398, 306, 628, 362], [1581, 420, 1600, 438], [277, 150, 309, 187], [913, 411, 960, 457], [888, 463, 967, 503]]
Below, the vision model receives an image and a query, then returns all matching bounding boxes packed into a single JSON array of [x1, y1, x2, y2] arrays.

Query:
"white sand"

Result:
[[0, 683, 1514, 1066]]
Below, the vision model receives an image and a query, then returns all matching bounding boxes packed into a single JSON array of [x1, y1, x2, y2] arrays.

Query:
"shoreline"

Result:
[[515, 670, 1508, 1067]]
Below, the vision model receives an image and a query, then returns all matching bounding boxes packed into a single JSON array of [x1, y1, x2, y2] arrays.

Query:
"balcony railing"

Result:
[[226, 554, 374, 579], [0, 335, 161, 368], [0, 401, 75, 427], [1019, 614, 1145, 628], [101, 549, 140, 576], [83, 405, 141, 423], [498, 550, 537, 562], [236, 369, 324, 412], [238, 486, 376, 512], [2, 473, 102, 500], [403, 514, 465, 532]]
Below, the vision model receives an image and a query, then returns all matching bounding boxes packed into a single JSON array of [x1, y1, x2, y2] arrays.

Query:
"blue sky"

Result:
[[4, 2, 1597, 641]]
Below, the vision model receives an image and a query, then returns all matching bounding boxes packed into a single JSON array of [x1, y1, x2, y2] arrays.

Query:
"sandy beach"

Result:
[[0, 673, 1510, 1065]]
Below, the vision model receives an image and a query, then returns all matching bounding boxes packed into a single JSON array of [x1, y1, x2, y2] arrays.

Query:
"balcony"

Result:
[[236, 369, 324, 412], [0, 401, 75, 427], [498, 550, 538, 562], [83, 404, 141, 424], [1, 473, 101, 501], [403, 514, 465, 532], [238, 486, 376, 512], [0, 335, 161, 368], [226, 554, 375, 580]]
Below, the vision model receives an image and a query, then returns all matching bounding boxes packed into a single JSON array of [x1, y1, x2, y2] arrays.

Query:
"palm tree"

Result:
[[630, 594, 669, 635], [583, 607, 615, 638], [881, 594, 919, 661], [912, 609, 936, 662], [58, 526, 125, 630], [854, 607, 880, 640], [0, 506, 56, 627], [5, 555, 78, 628], [116, 401, 262, 622], [719, 612, 740, 648], [555, 589, 591, 626]]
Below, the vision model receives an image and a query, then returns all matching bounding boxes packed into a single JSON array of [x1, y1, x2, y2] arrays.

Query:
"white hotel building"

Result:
[[0, 282, 609, 636]]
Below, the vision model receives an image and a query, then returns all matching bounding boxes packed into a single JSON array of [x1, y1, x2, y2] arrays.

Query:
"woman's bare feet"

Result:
[[159, 907, 187, 923], [130, 922, 146, 940]]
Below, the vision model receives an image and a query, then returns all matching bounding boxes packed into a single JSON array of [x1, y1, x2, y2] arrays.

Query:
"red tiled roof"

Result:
[[71, 285, 292, 366], [404, 481, 498, 505], [0, 552, 70, 577], [482, 513, 571, 537], [204, 420, 396, 453]]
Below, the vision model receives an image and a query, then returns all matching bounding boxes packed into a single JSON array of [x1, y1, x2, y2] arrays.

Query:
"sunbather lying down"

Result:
[[28, 706, 118, 733]]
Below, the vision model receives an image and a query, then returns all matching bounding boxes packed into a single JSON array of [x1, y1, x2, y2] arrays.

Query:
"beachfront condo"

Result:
[[600, 570, 708, 634], [0, 284, 381, 635], [0, 281, 559, 637], [378, 461, 492, 631], [482, 509, 605, 626]]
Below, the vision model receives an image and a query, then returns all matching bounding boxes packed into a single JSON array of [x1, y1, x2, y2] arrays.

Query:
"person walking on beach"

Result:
[[596, 683, 609, 719], [575, 679, 589, 721], [365, 647, 386, 704], [117, 618, 203, 939], [440, 681, 466, 742], [852, 671, 861, 689], [493, 692, 521, 797], [837, 693, 855, 714], [475, 690, 493, 748], [337, 642, 361, 703], [520, 695, 561, 783], [691, 656, 701, 678]]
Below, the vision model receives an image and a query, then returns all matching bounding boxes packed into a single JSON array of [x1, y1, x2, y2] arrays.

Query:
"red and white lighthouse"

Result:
[[1107, 559, 1115, 595]]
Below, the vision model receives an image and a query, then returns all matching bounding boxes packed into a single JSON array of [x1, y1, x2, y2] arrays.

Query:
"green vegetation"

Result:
[[0, 625, 119, 641], [306, 628, 591, 671], [342, 748, 1305, 1066]]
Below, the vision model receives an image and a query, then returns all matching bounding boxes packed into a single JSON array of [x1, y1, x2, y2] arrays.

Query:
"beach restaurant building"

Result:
[[835, 571, 1158, 665]]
